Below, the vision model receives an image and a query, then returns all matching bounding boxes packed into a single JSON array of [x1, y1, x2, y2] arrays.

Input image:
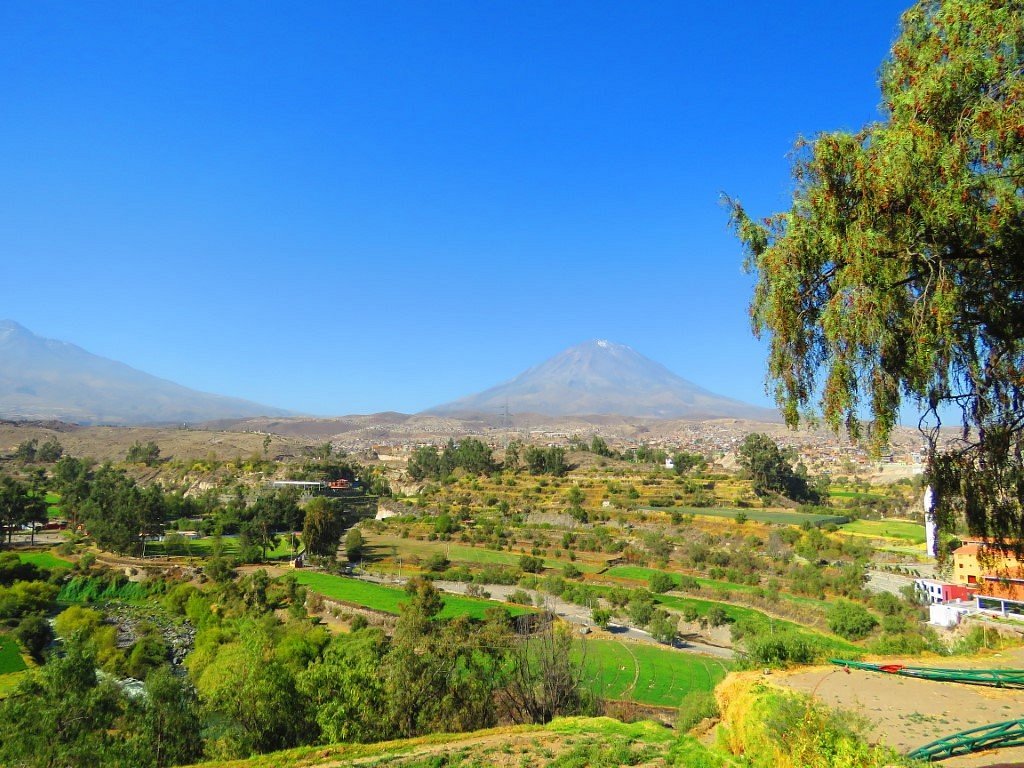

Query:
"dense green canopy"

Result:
[[730, 0, 1024, 541]]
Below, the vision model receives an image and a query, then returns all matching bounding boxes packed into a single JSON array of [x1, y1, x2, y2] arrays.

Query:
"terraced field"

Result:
[[17, 551, 73, 569], [293, 572, 530, 619], [652, 593, 861, 657], [0, 634, 27, 675], [361, 533, 610, 573], [640, 506, 849, 526], [840, 519, 926, 543], [580, 638, 731, 707], [603, 566, 828, 610]]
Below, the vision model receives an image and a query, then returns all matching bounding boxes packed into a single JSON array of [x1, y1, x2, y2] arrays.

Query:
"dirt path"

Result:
[[776, 650, 1024, 768], [617, 639, 641, 699]]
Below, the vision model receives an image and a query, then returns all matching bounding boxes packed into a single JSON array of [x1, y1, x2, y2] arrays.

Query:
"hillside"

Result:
[[0, 321, 292, 425], [426, 339, 780, 420]]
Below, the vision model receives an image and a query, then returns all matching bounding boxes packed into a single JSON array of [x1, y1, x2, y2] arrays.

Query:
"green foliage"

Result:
[[302, 496, 345, 558], [294, 571, 527, 619], [195, 625, 314, 758], [58, 573, 154, 604], [126, 440, 161, 466], [673, 451, 707, 474], [730, 0, 1024, 544], [648, 609, 678, 644], [729, 683, 912, 768], [519, 554, 544, 573], [826, 599, 878, 640], [14, 614, 53, 662], [736, 433, 822, 503], [78, 465, 166, 555], [36, 437, 64, 463], [677, 689, 719, 731], [14, 438, 39, 462], [407, 438, 496, 481], [0, 640, 136, 767], [523, 445, 569, 476], [743, 631, 819, 667], [0, 551, 45, 585], [133, 666, 205, 767], [344, 527, 364, 562], [648, 571, 676, 594], [0, 579, 59, 619]]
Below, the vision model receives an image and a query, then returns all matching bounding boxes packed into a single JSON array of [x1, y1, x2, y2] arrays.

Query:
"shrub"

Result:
[[648, 571, 676, 594], [506, 589, 533, 605], [744, 631, 819, 667], [519, 555, 544, 573], [15, 614, 53, 662], [826, 599, 878, 640], [706, 606, 731, 628]]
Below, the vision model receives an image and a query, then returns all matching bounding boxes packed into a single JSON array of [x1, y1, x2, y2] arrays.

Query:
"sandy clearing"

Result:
[[776, 651, 1024, 767]]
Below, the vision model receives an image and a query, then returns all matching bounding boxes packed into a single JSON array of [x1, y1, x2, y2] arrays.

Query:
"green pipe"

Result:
[[830, 659, 1024, 688]]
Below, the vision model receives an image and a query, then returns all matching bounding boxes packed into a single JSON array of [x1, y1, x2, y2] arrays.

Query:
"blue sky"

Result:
[[0, 1, 911, 415]]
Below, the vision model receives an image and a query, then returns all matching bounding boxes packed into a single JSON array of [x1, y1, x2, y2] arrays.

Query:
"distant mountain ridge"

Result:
[[425, 339, 779, 421], [0, 320, 292, 425]]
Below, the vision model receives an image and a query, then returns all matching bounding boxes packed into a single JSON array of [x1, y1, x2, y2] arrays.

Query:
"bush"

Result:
[[744, 630, 819, 667], [15, 614, 53, 662], [424, 553, 450, 572], [0, 580, 59, 619], [706, 606, 731, 628], [506, 589, 533, 605], [648, 571, 676, 594], [677, 689, 719, 731], [519, 555, 544, 573], [826, 599, 878, 640]]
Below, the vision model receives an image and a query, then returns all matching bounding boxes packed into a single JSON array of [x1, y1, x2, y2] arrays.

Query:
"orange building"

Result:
[[952, 537, 1024, 588]]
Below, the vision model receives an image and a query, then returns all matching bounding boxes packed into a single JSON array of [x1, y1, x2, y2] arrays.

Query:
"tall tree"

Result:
[[0, 477, 27, 546], [302, 497, 344, 558], [729, 0, 1024, 542], [130, 666, 204, 768], [383, 579, 508, 737], [53, 455, 92, 529], [500, 621, 592, 725]]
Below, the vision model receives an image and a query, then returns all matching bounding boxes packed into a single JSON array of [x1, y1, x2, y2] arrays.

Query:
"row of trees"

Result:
[[408, 439, 572, 480], [46, 453, 355, 560], [407, 438, 497, 481]]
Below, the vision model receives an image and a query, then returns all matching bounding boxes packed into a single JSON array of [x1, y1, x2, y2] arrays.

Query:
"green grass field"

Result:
[[641, 506, 849, 526], [17, 551, 73, 569], [839, 519, 926, 543], [363, 533, 607, 574], [580, 639, 731, 707], [44, 492, 62, 518], [294, 572, 530, 620], [0, 634, 28, 676]]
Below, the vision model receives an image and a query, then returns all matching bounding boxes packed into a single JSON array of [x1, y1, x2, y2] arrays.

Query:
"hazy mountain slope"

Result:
[[0, 320, 292, 425], [426, 339, 779, 420]]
